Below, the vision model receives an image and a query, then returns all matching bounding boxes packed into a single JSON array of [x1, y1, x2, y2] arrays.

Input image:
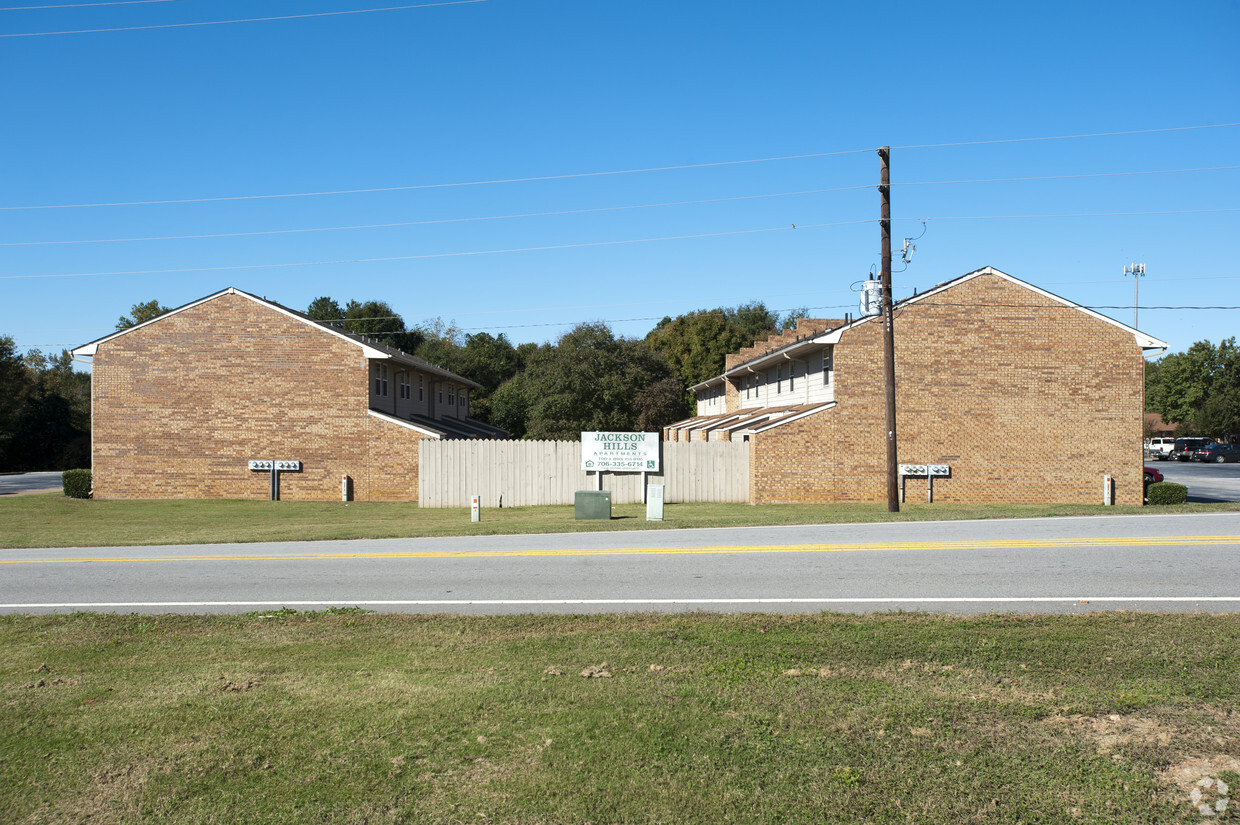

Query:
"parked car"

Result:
[[1144, 466, 1164, 485], [1145, 437, 1176, 460], [1171, 437, 1214, 461], [1192, 443, 1240, 463]]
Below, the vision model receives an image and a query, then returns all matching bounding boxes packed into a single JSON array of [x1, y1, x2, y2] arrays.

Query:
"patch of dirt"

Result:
[[1158, 755, 1240, 795], [579, 663, 611, 679], [1046, 712, 1177, 755]]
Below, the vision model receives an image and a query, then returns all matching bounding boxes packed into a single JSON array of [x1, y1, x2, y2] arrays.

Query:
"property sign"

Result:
[[581, 432, 660, 472]]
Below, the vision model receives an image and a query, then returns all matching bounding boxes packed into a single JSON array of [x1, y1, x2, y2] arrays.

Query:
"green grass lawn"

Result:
[[4, 492, 1238, 548], [2, 611, 1237, 824]]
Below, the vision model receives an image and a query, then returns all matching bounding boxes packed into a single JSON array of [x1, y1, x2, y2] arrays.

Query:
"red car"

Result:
[[1144, 466, 1163, 486]]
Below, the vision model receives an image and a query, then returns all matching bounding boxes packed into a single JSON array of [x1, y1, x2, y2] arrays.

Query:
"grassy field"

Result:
[[4, 492, 1239, 548], [2, 611, 1237, 824]]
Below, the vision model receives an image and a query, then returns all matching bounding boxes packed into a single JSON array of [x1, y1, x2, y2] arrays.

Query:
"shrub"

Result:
[[62, 469, 92, 499], [1145, 481, 1187, 505]]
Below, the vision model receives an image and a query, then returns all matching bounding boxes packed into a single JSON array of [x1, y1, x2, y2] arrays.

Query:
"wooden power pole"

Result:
[[878, 147, 899, 512]]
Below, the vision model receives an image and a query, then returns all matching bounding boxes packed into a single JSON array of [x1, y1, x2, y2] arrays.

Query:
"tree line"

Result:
[[1145, 337, 1240, 439], [0, 337, 90, 471], [301, 295, 797, 439]]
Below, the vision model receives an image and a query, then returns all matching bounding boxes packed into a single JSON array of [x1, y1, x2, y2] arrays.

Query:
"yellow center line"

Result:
[[2, 535, 1238, 565]]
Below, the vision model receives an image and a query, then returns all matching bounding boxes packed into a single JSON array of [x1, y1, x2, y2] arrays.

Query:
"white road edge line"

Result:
[[3, 597, 1240, 608]]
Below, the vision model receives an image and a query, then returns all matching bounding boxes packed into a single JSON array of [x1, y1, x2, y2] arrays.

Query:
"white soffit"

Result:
[[367, 409, 443, 438], [751, 402, 836, 433]]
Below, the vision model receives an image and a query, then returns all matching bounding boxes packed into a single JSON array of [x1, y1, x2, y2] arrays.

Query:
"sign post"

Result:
[[248, 460, 301, 501], [897, 464, 950, 503]]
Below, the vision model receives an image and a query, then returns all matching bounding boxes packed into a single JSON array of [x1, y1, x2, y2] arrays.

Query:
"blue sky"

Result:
[[2, 0, 1236, 365]]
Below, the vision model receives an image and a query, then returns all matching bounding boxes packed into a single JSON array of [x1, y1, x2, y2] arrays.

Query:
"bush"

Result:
[[62, 468, 91, 499], [1145, 481, 1187, 505]]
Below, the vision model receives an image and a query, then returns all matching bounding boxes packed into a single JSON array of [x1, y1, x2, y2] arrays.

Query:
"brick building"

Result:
[[665, 267, 1167, 506], [72, 287, 504, 501]]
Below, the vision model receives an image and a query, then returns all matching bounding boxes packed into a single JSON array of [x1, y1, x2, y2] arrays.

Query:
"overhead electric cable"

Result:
[[4, 124, 1233, 209], [5, 209, 1239, 280], [917, 208, 1239, 222], [1, 0, 177, 9], [9, 166, 1236, 248], [0, 220, 875, 280], [0, 0, 489, 37], [892, 123, 1240, 150], [0, 185, 876, 246], [892, 165, 1240, 188], [0, 150, 875, 211]]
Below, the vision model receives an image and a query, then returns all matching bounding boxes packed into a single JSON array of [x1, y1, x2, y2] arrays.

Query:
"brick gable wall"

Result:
[[751, 273, 1145, 505], [90, 292, 427, 501]]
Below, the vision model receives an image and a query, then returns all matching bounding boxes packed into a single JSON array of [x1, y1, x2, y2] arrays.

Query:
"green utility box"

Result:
[[574, 490, 612, 520]]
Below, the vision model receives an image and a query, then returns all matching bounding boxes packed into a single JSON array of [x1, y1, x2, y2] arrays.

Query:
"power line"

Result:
[[6, 210, 1240, 280], [918, 208, 1239, 222], [0, 221, 875, 280], [0, 185, 877, 246], [6, 123, 1235, 211], [1, 0, 177, 9], [0, 0, 489, 37], [10, 166, 1237, 248], [0, 151, 875, 211], [892, 123, 1240, 150], [892, 165, 1240, 189]]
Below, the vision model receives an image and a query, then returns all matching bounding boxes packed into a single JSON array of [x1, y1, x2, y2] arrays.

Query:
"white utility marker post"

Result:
[[646, 484, 665, 521], [470, 494, 481, 522]]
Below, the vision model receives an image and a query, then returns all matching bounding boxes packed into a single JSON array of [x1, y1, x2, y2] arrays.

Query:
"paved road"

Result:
[[3, 513, 1237, 615], [0, 472, 62, 496]]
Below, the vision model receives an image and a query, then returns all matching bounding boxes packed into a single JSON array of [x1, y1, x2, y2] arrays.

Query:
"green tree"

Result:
[[305, 296, 344, 321], [1146, 337, 1240, 438], [116, 299, 172, 331], [518, 323, 689, 440], [411, 316, 465, 374], [487, 372, 531, 439], [0, 336, 32, 469], [0, 341, 90, 471], [306, 297, 424, 353], [645, 302, 779, 388]]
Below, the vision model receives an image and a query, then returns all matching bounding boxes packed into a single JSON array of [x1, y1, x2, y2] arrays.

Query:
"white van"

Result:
[[1146, 437, 1176, 460]]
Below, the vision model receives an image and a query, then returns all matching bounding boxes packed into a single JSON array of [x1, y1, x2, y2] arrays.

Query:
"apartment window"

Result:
[[460, 390, 468, 415], [448, 386, 456, 406], [399, 373, 410, 400], [823, 347, 834, 385], [789, 363, 796, 392], [776, 366, 782, 394], [418, 375, 424, 401], [373, 364, 388, 397]]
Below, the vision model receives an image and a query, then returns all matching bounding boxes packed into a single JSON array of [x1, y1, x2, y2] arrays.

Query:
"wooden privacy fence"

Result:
[[418, 439, 750, 508]]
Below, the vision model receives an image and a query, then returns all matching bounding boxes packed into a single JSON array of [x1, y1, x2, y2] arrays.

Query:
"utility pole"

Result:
[[1124, 262, 1145, 328], [879, 147, 899, 512]]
